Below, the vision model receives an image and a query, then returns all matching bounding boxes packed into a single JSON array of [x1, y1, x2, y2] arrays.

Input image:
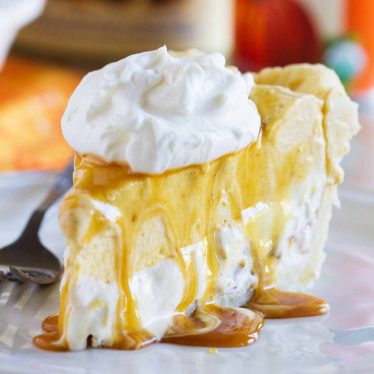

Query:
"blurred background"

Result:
[[1, 0, 373, 193]]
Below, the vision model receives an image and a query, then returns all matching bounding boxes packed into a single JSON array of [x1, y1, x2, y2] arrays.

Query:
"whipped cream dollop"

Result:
[[62, 46, 261, 174], [0, 0, 45, 70]]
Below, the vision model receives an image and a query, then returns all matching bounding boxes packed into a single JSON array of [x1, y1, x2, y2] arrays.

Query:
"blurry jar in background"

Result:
[[297, 0, 374, 191], [235, 0, 320, 72], [16, 0, 233, 68], [344, 0, 374, 191], [297, 0, 374, 96], [0, 0, 45, 69]]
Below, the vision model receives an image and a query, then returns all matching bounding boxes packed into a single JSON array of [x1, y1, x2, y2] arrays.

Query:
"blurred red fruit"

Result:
[[235, 0, 321, 72]]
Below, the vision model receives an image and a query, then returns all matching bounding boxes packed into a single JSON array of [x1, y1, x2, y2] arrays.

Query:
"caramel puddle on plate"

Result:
[[33, 315, 156, 351], [246, 287, 329, 319], [33, 291, 328, 351], [162, 304, 264, 348], [33, 305, 264, 351], [33, 315, 67, 352]]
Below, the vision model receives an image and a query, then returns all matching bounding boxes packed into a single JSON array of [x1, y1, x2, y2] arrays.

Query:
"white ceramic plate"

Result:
[[0, 187, 373, 374], [0, 171, 57, 191]]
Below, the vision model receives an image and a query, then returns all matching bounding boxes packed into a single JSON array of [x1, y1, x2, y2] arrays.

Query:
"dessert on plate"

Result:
[[34, 46, 359, 351]]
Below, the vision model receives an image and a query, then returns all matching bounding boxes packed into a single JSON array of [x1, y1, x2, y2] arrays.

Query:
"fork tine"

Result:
[[8, 266, 61, 285], [1, 269, 20, 282], [0, 161, 72, 285]]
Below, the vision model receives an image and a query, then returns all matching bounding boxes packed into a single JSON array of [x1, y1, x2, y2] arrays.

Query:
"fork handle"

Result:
[[37, 161, 74, 213]]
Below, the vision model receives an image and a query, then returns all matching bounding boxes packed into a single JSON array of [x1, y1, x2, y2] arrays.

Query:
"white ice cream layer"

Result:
[[130, 259, 184, 339], [64, 275, 118, 350], [215, 221, 257, 307], [63, 183, 325, 349]]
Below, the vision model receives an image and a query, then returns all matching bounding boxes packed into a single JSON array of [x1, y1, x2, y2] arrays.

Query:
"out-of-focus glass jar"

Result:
[[345, 0, 374, 95], [298, 0, 374, 95], [16, 0, 233, 67], [0, 0, 45, 69]]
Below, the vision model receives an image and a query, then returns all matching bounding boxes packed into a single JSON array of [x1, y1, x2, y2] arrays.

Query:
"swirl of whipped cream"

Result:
[[62, 46, 261, 174]]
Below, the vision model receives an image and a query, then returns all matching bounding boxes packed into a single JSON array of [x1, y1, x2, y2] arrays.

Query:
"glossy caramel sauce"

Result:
[[34, 314, 157, 351], [163, 305, 264, 348], [34, 85, 329, 351], [246, 288, 329, 319], [33, 315, 67, 352]]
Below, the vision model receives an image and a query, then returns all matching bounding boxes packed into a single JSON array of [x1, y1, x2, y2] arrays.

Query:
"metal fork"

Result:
[[0, 162, 74, 285]]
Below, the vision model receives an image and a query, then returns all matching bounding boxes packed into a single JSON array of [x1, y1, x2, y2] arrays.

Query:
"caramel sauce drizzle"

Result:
[[247, 288, 329, 319], [34, 314, 157, 351], [162, 305, 264, 348], [34, 86, 330, 351], [33, 315, 67, 352]]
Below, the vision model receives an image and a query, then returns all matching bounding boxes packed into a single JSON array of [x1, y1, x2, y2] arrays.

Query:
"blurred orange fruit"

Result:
[[0, 57, 81, 172]]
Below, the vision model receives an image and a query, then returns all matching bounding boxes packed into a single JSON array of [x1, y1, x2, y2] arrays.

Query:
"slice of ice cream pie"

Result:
[[34, 47, 359, 351]]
